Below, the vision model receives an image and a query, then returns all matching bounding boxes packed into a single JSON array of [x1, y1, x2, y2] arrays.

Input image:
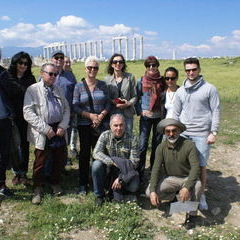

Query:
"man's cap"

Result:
[[157, 118, 186, 133], [51, 50, 64, 58]]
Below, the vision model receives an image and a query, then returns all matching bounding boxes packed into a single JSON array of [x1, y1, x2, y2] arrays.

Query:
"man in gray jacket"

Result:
[[173, 58, 220, 210]]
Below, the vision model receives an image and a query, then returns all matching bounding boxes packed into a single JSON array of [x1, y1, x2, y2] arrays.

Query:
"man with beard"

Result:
[[146, 118, 201, 229]]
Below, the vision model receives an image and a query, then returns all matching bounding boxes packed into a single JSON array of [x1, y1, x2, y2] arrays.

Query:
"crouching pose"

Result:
[[23, 63, 70, 204], [92, 114, 140, 206], [146, 118, 201, 229]]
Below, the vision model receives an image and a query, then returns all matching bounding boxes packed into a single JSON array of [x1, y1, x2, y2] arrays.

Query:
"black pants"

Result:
[[0, 118, 12, 186]]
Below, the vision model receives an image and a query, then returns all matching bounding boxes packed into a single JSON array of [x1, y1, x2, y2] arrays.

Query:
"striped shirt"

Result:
[[73, 79, 111, 125]]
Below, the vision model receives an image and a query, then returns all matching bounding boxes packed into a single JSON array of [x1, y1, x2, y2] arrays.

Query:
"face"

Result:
[[111, 56, 124, 72], [17, 58, 28, 75], [41, 65, 57, 86], [52, 54, 64, 70], [164, 125, 181, 142], [146, 62, 159, 76], [85, 61, 99, 78], [185, 63, 200, 81], [165, 71, 178, 88], [110, 116, 125, 138], [64, 57, 71, 70]]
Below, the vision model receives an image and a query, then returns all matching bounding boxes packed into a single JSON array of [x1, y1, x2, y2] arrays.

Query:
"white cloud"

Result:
[[0, 16, 11, 21], [98, 24, 134, 35], [210, 36, 226, 44], [56, 15, 90, 28], [144, 31, 158, 36]]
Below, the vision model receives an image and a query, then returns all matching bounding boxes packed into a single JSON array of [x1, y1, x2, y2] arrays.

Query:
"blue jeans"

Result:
[[125, 117, 133, 134], [92, 160, 139, 198], [138, 116, 162, 173]]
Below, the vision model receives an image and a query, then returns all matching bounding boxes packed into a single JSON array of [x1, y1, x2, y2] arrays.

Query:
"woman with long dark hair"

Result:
[[0, 51, 36, 185]]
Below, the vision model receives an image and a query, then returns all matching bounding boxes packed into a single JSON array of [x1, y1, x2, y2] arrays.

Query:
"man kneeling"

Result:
[[92, 114, 140, 206], [146, 118, 201, 229]]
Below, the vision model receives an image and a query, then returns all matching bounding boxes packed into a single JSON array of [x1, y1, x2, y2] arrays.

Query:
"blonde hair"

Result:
[[85, 56, 100, 67]]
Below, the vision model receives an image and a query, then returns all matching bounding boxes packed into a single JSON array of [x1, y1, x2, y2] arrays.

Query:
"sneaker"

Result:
[[77, 186, 87, 195], [51, 185, 63, 196], [0, 187, 14, 198], [12, 175, 21, 185], [199, 194, 208, 210], [95, 197, 104, 206], [32, 187, 43, 205], [183, 214, 197, 230]]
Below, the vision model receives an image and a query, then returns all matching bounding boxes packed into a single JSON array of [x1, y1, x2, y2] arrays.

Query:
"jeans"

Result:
[[138, 116, 162, 174], [92, 160, 139, 198], [0, 118, 12, 186], [125, 117, 133, 134]]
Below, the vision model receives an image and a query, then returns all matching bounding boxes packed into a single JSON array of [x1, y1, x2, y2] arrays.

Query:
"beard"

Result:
[[166, 134, 180, 144]]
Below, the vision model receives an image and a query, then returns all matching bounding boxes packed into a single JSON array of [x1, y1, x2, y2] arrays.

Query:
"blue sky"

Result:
[[0, 0, 240, 58]]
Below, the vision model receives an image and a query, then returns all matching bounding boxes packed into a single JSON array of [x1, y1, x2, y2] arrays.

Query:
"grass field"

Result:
[[1, 57, 240, 240]]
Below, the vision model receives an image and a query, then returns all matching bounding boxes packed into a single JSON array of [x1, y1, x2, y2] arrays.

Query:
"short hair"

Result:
[[41, 63, 56, 72], [110, 113, 125, 125], [107, 53, 127, 75], [85, 56, 100, 67], [164, 67, 179, 79], [144, 56, 160, 68], [183, 57, 200, 68]]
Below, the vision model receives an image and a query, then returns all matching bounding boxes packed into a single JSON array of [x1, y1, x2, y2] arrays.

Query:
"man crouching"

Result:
[[146, 118, 201, 229]]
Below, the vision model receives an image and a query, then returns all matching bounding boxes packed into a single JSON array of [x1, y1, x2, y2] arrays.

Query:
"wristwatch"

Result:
[[211, 131, 218, 136]]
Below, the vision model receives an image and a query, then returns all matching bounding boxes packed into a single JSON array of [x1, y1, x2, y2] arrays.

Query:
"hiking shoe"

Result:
[[51, 185, 63, 196], [12, 175, 21, 185], [183, 214, 197, 230], [32, 187, 43, 205], [199, 193, 208, 210], [77, 186, 87, 195], [95, 197, 104, 206], [0, 187, 14, 198]]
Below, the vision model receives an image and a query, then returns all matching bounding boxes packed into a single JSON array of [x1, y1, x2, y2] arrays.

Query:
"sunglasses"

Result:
[[146, 64, 157, 68], [185, 67, 198, 73], [165, 77, 177, 81], [112, 60, 124, 64], [165, 128, 179, 134], [86, 66, 99, 71], [54, 56, 64, 60], [18, 61, 28, 66], [43, 71, 58, 77]]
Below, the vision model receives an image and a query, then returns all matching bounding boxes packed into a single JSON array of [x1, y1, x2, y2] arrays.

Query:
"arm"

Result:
[[134, 78, 142, 116], [129, 135, 140, 168], [127, 74, 137, 105], [58, 91, 70, 130], [172, 90, 182, 121]]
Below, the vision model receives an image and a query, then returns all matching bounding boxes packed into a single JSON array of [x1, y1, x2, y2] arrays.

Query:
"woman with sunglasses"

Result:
[[73, 56, 111, 194], [135, 56, 166, 180], [164, 67, 179, 118], [0, 52, 36, 186], [105, 53, 137, 133]]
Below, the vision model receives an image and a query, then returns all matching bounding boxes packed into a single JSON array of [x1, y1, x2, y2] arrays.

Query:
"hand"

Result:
[[111, 178, 122, 190], [207, 133, 216, 144], [179, 187, 190, 202], [150, 192, 160, 206], [90, 113, 100, 126], [142, 110, 152, 118], [97, 113, 104, 122], [47, 128, 55, 139], [56, 127, 65, 137]]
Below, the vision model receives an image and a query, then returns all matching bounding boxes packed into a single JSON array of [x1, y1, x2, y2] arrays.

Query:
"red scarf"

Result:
[[142, 71, 165, 111]]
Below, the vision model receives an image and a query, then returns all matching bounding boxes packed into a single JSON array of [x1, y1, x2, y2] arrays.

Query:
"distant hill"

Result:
[[1, 46, 43, 58]]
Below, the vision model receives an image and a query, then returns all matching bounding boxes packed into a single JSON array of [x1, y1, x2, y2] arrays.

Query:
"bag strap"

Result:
[[82, 78, 95, 113]]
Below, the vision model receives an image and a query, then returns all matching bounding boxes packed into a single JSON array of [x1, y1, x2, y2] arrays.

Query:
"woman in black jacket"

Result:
[[0, 52, 36, 185]]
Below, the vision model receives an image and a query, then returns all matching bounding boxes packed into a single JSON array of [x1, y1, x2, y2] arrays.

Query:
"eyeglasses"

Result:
[[185, 68, 198, 73], [112, 60, 124, 64], [54, 56, 64, 60], [146, 64, 157, 68], [164, 128, 179, 135], [43, 71, 58, 77], [165, 77, 177, 81], [86, 66, 99, 71], [18, 61, 28, 66]]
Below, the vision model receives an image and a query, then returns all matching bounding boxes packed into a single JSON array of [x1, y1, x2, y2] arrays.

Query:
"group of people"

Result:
[[0, 51, 220, 228]]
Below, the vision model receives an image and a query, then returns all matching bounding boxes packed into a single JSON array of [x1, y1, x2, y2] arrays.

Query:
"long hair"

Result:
[[8, 51, 33, 77], [106, 53, 127, 75]]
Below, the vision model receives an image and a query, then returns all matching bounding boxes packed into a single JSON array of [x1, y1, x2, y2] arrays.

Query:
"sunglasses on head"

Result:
[[112, 60, 124, 64], [146, 64, 157, 68], [86, 66, 99, 71], [18, 61, 28, 66], [43, 71, 58, 77], [54, 56, 64, 60], [165, 77, 177, 81], [185, 67, 198, 73]]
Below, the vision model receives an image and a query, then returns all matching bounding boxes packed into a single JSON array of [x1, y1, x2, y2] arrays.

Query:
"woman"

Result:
[[135, 56, 166, 179], [63, 56, 72, 72], [105, 53, 137, 133], [0, 51, 36, 185], [164, 67, 179, 118], [73, 56, 111, 194]]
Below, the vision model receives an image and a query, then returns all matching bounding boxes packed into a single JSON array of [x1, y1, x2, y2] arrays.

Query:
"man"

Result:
[[147, 118, 201, 229], [173, 57, 220, 210], [92, 114, 140, 206], [23, 63, 70, 204]]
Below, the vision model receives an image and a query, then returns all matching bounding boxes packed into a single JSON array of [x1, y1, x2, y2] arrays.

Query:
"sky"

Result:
[[0, 0, 240, 59]]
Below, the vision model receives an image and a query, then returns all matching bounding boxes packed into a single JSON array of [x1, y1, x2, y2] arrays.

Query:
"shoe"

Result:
[[0, 187, 14, 198], [95, 197, 104, 206], [32, 187, 43, 205], [51, 185, 63, 196], [77, 186, 87, 195], [199, 193, 208, 210], [12, 175, 21, 185], [183, 214, 197, 230], [19, 175, 31, 186], [69, 148, 78, 159]]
